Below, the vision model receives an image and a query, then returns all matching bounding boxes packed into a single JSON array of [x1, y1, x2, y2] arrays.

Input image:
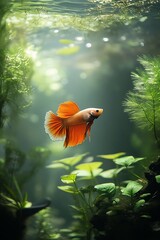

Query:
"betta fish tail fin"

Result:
[[44, 111, 66, 140]]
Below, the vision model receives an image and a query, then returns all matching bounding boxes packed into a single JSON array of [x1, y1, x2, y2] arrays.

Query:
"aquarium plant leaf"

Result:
[[46, 162, 69, 170], [61, 174, 77, 184], [24, 201, 32, 208], [134, 157, 145, 163], [121, 181, 143, 197], [72, 168, 103, 178], [0, 193, 17, 208], [47, 153, 88, 169], [56, 45, 80, 55], [140, 193, 151, 198], [22, 192, 32, 208], [75, 162, 102, 171], [49, 233, 61, 239], [69, 204, 82, 212], [54, 153, 88, 167], [134, 199, 145, 211], [100, 167, 125, 178], [155, 175, 160, 184], [94, 183, 116, 198], [59, 39, 74, 44], [97, 152, 126, 159], [113, 156, 143, 167], [13, 176, 23, 202], [0, 158, 4, 165], [58, 186, 78, 194]]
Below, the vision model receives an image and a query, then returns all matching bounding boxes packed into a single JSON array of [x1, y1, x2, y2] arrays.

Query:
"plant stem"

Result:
[[127, 167, 146, 183]]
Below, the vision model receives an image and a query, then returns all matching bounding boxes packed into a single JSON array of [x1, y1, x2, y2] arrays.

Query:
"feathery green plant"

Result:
[[124, 56, 160, 147], [0, 48, 33, 127]]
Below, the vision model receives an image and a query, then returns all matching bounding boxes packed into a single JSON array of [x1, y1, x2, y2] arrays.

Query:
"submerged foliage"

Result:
[[0, 0, 34, 128], [124, 56, 160, 146], [0, 48, 33, 127], [47, 152, 160, 240], [0, 139, 51, 208]]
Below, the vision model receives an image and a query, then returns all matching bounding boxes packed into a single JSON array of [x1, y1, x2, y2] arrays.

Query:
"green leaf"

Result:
[[75, 162, 102, 171], [69, 205, 81, 212], [59, 39, 74, 44], [94, 183, 116, 198], [13, 176, 23, 202], [140, 215, 151, 219], [100, 167, 125, 178], [134, 157, 145, 163], [134, 199, 145, 210], [0, 194, 17, 205], [54, 153, 88, 166], [61, 174, 77, 184], [24, 201, 32, 208], [106, 210, 116, 216], [113, 156, 144, 167], [98, 152, 126, 159], [58, 186, 78, 194], [56, 45, 80, 55], [155, 175, 160, 183], [46, 162, 69, 170], [121, 181, 143, 197], [72, 168, 103, 178], [140, 193, 151, 198], [0, 158, 4, 165], [49, 233, 61, 239]]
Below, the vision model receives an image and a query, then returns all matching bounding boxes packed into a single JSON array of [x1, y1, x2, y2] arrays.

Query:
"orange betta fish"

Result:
[[44, 101, 103, 148]]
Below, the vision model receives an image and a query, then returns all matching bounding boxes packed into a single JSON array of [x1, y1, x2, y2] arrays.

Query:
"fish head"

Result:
[[85, 108, 103, 122]]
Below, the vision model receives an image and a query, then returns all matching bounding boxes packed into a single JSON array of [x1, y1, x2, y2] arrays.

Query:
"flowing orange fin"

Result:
[[57, 101, 80, 118], [44, 111, 66, 140], [64, 123, 87, 147], [85, 121, 94, 142]]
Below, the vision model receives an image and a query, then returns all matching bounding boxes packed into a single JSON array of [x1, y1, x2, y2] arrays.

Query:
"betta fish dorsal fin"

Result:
[[57, 101, 80, 118]]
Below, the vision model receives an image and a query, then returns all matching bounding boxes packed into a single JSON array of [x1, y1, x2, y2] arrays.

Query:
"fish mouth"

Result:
[[88, 113, 97, 121], [98, 109, 103, 114], [89, 113, 99, 120]]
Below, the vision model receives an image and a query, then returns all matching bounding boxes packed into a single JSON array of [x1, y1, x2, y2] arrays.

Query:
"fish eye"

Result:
[[96, 109, 99, 113]]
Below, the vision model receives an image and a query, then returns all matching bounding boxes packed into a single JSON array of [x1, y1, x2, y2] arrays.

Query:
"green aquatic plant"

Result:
[[48, 153, 160, 239], [0, 139, 51, 207], [0, 139, 53, 240], [0, 177, 31, 210], [48, 152, 157, 240], [0, 48, 33, 127], [28, 208, 61, 240], [124, 56, 160, 147], [0, 0, 34, 128]]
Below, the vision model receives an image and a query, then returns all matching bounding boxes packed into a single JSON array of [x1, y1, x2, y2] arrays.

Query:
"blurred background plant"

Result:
[[0, 48, 33, 127], [124, 56, 160, 149]]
